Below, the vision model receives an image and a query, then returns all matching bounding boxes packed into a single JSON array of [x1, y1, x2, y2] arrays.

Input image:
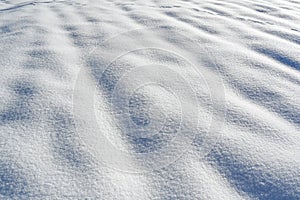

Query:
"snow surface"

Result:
[[0, 0, 300, 199]]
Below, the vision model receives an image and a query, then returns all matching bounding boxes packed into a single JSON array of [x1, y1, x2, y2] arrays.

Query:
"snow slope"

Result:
[[0, 0, 300, 199]]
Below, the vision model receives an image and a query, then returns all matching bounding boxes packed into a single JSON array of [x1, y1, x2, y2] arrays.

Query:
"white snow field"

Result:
[[0, 0, 300, 199]]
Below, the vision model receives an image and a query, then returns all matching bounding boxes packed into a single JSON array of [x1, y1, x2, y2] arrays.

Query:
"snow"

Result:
[[0, 0, 299, 199]]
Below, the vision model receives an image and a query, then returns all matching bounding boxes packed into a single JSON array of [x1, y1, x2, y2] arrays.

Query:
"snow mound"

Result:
[[0, 0, 299, 199]]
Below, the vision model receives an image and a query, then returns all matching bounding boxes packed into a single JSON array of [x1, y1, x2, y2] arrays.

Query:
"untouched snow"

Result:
[[0, 0, 300, 199]]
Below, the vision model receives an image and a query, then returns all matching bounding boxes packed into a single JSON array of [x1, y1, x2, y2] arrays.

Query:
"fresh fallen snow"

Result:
[[0, 0, 300, 199]]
